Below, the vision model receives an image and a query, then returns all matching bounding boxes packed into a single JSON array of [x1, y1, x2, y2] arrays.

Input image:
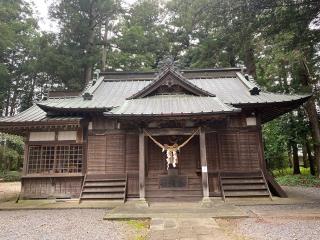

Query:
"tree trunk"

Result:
[[101, 21, 108, 71], [302, 143, 308, 168], [301, 59, 320, 177], [244, 43, 257, 78], [292, 142, 301, 174], [287, 146, 293, 168], [304, 99, 320, 177], [306, 140, 316, 175], [84, 1, 98, 85]]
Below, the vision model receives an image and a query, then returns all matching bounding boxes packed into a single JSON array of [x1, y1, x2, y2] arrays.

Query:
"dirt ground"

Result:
[[0, 181, 20, 202]]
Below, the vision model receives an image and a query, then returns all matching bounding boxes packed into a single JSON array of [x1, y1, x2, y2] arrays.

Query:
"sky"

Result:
[[29, 0, 138, 32]]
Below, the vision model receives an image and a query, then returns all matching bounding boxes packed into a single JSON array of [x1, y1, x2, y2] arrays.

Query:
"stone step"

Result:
[[146, 190, 202, 198]]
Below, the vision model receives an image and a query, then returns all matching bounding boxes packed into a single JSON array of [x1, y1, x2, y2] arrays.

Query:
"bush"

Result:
[[273, 167, 320, 187], [0, 171, 21, 182], [275, 174, 320, 187], [0, 133, 24, 172]]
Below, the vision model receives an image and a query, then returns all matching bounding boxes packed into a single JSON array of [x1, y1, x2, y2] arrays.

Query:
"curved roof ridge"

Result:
[[127, 67, 216, 100]]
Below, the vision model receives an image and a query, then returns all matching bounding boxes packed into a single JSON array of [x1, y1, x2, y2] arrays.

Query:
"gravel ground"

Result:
[[282, 186, 320, 201], [219, 217, 320, 240], [216, 186, 320, 240], [0, 209, 139, 240]]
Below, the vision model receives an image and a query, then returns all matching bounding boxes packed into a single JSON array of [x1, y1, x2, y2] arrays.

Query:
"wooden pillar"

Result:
[[200, 127, 210, 199], [139, 131, 145, 200]]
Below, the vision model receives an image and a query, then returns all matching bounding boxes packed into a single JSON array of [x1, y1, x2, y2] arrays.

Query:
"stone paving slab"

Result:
[[0, 199, 123, 210], [149, 218, 233, 240], [104, 201, 249, 220]]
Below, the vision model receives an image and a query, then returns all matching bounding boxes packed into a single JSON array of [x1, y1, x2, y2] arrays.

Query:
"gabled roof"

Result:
[[0, 67, 311, 125], [127, 66, 215, 99], [34, 68, 309, 112]]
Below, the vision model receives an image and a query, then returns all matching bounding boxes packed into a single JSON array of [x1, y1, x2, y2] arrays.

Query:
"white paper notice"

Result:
[[202, 166, 208, 173]]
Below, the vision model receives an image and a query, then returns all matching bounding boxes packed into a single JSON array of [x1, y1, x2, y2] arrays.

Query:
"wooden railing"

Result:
[[79, 173, 87, 203], [124, 173, 128, 203], [218, 172, 226, 201], [260, 169, 273, 200]]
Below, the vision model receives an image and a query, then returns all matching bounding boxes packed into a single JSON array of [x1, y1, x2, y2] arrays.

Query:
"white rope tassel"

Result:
[[166, 150, 171, 169], [172, 150, 178, 168]]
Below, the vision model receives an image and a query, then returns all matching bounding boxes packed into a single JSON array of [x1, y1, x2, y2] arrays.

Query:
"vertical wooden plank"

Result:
[[23, 138, 29, 175], [139, 131, 145, 199], [200, 128, 209, 199]]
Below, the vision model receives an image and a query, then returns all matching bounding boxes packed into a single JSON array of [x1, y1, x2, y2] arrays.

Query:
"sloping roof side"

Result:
[[106, 94, 239, 116], [0, 105, 82, 125]]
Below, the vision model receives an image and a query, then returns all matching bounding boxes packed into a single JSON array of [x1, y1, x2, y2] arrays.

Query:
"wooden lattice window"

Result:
[[55, 145, 83, 173], [27, 145, 83, 174], [28, 146, 55, 174]]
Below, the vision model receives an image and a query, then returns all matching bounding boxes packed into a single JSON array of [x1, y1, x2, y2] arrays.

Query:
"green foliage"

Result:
[[273, 167, 310, 177], [0, 171, 21, 182], [125, 220, 149, 240], [263, 118, 289, 170], [276, 175, 320, 187], [0, 134, 24, 172], [109, 0, 170, 70], [125, 220, 149, 230], [273, 168, 320, 187]]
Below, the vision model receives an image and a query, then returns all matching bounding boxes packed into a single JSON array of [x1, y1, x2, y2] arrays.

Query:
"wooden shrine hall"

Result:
[[0, 62, 310, 202]]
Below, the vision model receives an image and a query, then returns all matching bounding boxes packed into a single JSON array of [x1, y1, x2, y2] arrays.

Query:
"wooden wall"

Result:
[[87, 133, 139, 197], [146, 136, 202, 201], [21, 177, 82, 199], [206, 128, 262, 196], [86, 127, 263, 200]]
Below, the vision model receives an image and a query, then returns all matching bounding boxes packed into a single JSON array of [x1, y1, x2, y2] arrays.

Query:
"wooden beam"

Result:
[[200, 127, 210, 199], [139, 130, 145, 199], [146, 128, 199, 136]]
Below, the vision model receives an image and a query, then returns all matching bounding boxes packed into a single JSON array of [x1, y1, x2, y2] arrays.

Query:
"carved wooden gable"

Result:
[[127, 68, 215, 99]]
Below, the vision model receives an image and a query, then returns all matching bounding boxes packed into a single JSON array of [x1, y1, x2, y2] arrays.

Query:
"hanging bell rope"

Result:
[[143, 128, 201, 169]]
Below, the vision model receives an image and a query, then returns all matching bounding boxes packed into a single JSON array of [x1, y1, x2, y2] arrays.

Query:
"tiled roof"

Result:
[[0, 68, 311, 125], [0, 105, 82, 124], [106, 94, 239, 116], [35, 70, 309, 111]]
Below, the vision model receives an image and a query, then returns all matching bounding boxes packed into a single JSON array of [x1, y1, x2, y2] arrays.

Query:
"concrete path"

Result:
[[149, 217, 232, 240]]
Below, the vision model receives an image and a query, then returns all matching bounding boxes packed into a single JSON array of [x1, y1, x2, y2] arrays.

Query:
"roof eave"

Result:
[[37, 103, 109, 113], [103, 109, 241, 118]]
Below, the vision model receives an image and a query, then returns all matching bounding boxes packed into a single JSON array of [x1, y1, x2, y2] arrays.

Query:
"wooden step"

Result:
[[80, 175, 127, 202], [85, 178, 125, 182], [224, 190, 270, 197], [82, 187, 125, 193], [221, 175, 262, 179], [219, 171, 272, 199], [223, 185, 267, 191], [84, 181, 125, 187], [81, 193, 124, 199], [221, 179, 265, 184]]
